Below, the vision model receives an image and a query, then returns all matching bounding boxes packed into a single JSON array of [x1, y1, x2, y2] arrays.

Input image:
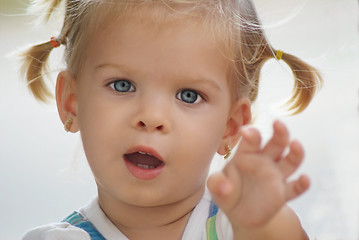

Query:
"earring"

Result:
[[224, 145, 231, 159], [64, 118, 73, 132]]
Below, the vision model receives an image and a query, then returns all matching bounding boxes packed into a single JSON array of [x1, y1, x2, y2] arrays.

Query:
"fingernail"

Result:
[[219, 181, 231, 196], [240, 127, 250, 137]]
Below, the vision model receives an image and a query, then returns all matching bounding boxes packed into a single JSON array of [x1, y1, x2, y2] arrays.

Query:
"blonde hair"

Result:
[[21, 0, 321, 114]]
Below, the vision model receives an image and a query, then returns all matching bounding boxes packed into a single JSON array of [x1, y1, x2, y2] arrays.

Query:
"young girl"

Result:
[[21, 0, 321, 239]]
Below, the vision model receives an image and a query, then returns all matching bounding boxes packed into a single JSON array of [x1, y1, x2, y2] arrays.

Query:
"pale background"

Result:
[[1, 0, 358, 239]]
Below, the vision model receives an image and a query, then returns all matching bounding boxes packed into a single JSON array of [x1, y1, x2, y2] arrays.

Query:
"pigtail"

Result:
[[238, 0, 322, 114], [278, 51, 322, 114], [20, 41, 56, 102], [20, 0, 71, 103]]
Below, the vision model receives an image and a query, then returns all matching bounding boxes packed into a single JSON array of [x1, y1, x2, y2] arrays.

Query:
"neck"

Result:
[[98, 188, 205, 240]]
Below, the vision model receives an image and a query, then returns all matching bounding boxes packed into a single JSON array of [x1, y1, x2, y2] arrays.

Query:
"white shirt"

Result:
[[22, 190, 233, 240]]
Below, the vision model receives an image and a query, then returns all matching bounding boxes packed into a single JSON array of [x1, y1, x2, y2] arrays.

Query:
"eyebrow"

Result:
[[181, 77, 222, 91], [95, 63, 133, 73], [95, 63, 222, 91]]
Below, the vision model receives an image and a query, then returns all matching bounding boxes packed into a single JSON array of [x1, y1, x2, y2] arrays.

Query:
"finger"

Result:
[[278, 140, 305, 178], [261, 120, 290, 161], [236, 127, 262, 154], [230, 128, 263, 175], [285, 175, 310, 201], [207, 172, 235, 213]]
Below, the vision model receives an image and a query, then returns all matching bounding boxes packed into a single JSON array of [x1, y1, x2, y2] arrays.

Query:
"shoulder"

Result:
[[201, 189, 233, 239], [216, 209, 233, 240], [22, 222, 90, 240]]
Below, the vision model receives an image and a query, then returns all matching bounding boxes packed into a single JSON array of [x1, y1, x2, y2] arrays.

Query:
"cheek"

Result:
[[174, 129, 222, 192], [176, 113, 227, 167], [76, 87, 120, 161]]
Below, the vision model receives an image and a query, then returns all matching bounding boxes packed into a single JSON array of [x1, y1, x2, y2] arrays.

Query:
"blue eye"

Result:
[[109, 80, 135, 92], [177, 89, 202, 104]]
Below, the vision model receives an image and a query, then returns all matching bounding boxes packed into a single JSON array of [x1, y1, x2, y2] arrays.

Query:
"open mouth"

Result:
[[124, 152, 164, 169]]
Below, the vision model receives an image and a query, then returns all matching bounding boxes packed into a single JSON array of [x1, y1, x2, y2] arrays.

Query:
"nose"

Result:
[[131, 99, 171, 134], [136, 120, 166, 132]]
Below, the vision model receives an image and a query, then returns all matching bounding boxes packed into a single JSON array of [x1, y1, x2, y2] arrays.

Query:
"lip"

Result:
[[125, 145, 165, 162], [124, 145, 165, 180]]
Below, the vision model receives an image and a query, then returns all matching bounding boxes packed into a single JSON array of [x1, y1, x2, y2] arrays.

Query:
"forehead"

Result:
[[83, 3, 230, 68], [85, 1, 229, 45], [72, 1, 236, 75], [90, 12, 227, 74]]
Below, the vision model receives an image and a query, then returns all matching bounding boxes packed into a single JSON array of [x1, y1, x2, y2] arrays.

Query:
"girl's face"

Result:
[[68, 12, 249, 207]]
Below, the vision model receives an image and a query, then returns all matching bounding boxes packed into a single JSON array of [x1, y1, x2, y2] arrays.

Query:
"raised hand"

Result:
[[207, 120, 310, 231]]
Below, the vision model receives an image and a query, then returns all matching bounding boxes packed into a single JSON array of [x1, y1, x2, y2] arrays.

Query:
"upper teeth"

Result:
[[138, 151, 152, 156]]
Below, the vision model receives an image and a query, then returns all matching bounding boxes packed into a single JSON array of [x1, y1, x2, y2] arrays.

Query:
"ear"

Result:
[[217, 98, 251, 155], [56, 71, 79, 133]]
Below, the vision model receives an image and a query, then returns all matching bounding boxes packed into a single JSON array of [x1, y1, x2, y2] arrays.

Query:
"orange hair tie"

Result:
[[50, 37, 60, 48]]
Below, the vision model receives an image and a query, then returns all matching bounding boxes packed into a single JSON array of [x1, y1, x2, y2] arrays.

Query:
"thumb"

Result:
[[207, 171, 234, 213]]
